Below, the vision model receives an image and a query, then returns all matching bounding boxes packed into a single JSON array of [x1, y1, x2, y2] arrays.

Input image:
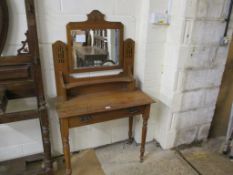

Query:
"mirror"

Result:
[[0, 0, 28, 57], [66, 10, 124, 73], [0, 0, 9, 55], [71, 29, 120, 69]]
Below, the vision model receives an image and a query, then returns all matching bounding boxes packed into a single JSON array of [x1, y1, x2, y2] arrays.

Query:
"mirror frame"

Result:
[[66, 10, 124, 73]]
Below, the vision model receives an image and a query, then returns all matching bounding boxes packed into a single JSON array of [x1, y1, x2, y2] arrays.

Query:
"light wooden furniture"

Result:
[[0, 0, 53, 174], [52, 10, 154, 175]]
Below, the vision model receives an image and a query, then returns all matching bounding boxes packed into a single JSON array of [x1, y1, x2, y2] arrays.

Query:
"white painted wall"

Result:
[[1, 0, 232, 161]]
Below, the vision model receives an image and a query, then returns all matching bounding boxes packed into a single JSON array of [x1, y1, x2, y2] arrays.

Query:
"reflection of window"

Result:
[[75, 34, 86, 43], [93, 29, 108, 52]]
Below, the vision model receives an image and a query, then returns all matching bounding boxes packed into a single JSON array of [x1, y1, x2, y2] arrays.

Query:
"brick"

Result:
[[107, 16, 136, 39], [39, 44, 55, 71], [22, 142, 43, 157], [147, 26, 168, 44], [186, 0, 226, 19], [69, 126, 91, 152], [183, 68, 224, 90], [37, 15, 86, 43], [204, 87, 220, 106], [214, 46, 229, 67], [196, 0, 225, 18], [111, 118, 129, 143], [89, 123, 112, 148], [35, 0, 61, 15], [0, 145, 24, 162], [191, 20, 225, 45], [0, 120, 42, 148], [174, 127, 198, 146], [185, 0, 198, 18], [41, 69, 57, 98], [173, 90, 205, 111], [197, 123, 211, 140], [115, 0, 139, 16], [180, 46, 217, 69], [171, 107, 215, 130]]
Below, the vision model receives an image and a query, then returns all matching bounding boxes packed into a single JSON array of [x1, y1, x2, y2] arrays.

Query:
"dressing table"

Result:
[[52, 10, 154, 175]]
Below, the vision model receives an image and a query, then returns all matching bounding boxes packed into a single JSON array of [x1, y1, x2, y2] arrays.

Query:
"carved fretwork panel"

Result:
[[52, 41, 68, 99], [52, 41, 68, 73], [124, 39, 135, 76]]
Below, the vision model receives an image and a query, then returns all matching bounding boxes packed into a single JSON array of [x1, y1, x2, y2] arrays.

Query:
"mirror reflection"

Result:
[[0, 0, 28, 56], [71, 29, 120, 69]]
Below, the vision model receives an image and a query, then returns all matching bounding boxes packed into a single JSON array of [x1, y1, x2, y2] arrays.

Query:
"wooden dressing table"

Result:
[[52, 10, 154, 175]]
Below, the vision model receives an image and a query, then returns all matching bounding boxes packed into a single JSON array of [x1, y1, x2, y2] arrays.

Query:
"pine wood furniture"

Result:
[[0, 0, 53, 174], [52, 10, 154, 175]]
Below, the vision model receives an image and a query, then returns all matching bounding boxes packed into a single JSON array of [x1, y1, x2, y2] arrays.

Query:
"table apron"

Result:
[[67, 105, 146, 128]]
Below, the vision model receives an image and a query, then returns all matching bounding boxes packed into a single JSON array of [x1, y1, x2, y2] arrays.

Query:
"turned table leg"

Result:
[[128, 116, 134, 144], [140, 105, 150, 162], [60, 119, 72, 175], [39, 108, 53, 174]]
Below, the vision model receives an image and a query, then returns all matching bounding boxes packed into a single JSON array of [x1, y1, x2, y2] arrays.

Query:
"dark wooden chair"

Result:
[[0, 0, 53, 174]]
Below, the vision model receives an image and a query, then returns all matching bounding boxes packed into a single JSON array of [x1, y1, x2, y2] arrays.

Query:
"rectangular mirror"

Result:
[[71, 29, 120, 69], [66, 11, 124, 73]]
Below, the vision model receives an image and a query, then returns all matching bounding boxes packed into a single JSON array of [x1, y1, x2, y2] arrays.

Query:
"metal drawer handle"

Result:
[[128, 108, 140, 114], [80, 115, 93, 122]]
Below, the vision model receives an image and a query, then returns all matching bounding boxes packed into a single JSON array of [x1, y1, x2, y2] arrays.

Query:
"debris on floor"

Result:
[[54, 149, 105, 175]]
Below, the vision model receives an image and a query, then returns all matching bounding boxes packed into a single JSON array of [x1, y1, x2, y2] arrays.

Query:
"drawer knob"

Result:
[[80, 115, 93, 122]]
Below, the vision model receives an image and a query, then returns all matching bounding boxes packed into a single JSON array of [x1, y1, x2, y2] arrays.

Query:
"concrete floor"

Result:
[[96, 142, 197, 175], [56, 137, 233, 175], [1, 138, 233, 175]]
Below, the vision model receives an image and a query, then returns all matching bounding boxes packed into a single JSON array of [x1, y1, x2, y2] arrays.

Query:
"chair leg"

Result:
[[39, 108, 53, 174]]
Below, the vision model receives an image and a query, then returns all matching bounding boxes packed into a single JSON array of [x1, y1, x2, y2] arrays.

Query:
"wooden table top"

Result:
[[57, 90, 154, 118]]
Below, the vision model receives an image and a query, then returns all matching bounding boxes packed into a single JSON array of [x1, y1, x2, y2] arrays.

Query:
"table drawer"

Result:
[[68, 106, 145, 128]]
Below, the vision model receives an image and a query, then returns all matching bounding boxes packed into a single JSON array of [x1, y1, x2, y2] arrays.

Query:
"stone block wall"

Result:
[[155, 0, 233, 148]]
